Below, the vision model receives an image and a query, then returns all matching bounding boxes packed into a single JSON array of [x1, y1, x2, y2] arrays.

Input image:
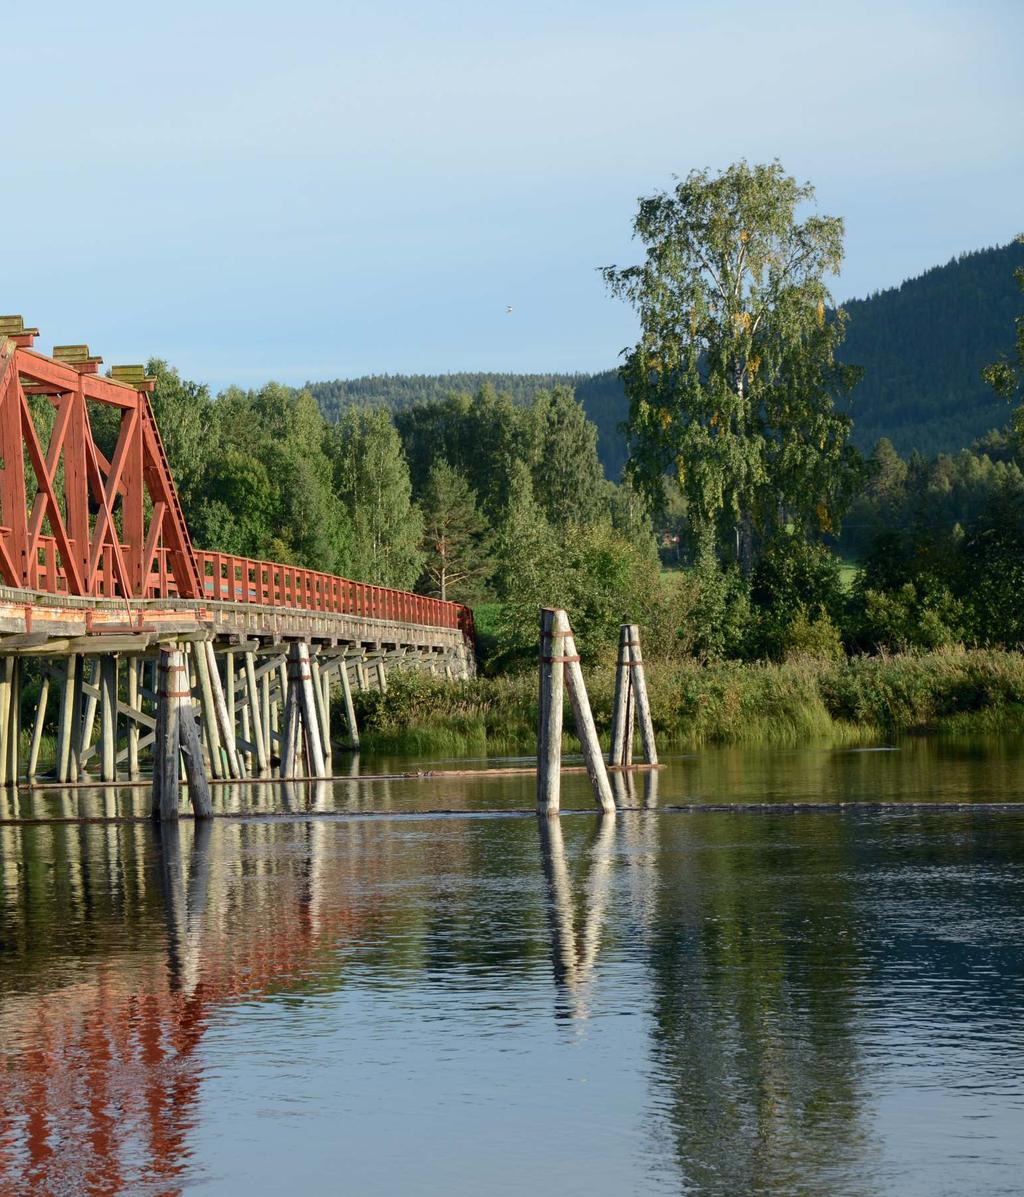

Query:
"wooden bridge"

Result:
[[0, 317, 475, 790]]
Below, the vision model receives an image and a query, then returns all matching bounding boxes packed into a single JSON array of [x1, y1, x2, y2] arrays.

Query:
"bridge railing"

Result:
[[16, 533, 475, 642]]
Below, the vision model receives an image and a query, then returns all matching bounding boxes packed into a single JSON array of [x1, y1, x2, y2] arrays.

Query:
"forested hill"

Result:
[[306, 239, 1024, 474], [839, 240, 1024, 455]]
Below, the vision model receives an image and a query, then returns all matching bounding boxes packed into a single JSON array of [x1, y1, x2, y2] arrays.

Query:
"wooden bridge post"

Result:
[[0, 657, 19, 787], [55, 655, 78, 783], [537, 608, 616, 816], [244, 651, 269, 773], [27, 672, 50, 781], [127, 658, 142, 778], [191, 641, 225, 779], [205, 641, 243, 779], [68, 656, 85, 782], [311, 652, 332, 773], [339, 654, 360, 751], [99, 654, 118, 782], [152, 647, 212, 820], [280, 642, 327, 779], [152, 649, 181, 820], [76, 658, 99, 777], [260, 666, 273, 765]]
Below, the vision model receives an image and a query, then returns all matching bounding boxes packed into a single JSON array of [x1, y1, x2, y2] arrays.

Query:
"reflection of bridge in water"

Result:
[[6, 780, 1007, 1196], [0, 778, 659, 1195], [0, 321, 474, 791]]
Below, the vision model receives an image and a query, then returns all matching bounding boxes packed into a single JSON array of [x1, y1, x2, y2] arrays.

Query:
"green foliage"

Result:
[[780, 609, 845, 662], [418, 460, 492, 602], [603, 160, 861, 570], [353, 649, 1024, 755], [330, 407, 423, 588], [685, 547, 752, 661], [858, 583, 964, 652], [959, 488, 1024, 647], [747, 535, 845, 659], [530, 385, 608, 526], [147, 358, 217, 510], [493, 503, 663, 668]]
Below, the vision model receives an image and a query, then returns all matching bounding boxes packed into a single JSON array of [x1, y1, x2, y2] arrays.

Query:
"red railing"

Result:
[[7, 531, 475, 641]]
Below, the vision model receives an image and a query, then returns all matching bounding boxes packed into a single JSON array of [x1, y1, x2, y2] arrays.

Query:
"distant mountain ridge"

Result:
[[306, 240, 1024, 476]]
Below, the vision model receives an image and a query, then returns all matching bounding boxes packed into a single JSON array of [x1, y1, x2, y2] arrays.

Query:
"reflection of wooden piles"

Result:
[[538, 814, 616, 1019]]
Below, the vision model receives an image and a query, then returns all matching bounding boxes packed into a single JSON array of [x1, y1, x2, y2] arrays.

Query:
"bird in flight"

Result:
[[505, 305, 513, 315]]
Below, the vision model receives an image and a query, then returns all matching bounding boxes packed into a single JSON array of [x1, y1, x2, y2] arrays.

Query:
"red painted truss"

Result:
[[0, 333, 201, 601], [0, 325, 474, 642]]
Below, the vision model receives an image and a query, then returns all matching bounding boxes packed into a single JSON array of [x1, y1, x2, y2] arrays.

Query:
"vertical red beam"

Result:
[[0, 369, 28, 583], [121, 405, 145, 595], [64, 386, 92, 591]]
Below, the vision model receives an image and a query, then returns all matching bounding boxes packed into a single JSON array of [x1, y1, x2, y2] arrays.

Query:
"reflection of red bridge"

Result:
[[0, 821, 369, 1196], [0, 319, 474, 785]]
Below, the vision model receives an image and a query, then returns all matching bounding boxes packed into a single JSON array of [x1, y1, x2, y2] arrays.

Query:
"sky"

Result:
[[2, 0, 1022, 390]]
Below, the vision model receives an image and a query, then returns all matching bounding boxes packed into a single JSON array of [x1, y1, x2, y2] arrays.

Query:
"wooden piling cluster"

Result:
[[537, 612, 657, 816], [0, 632, 469, 813], [608, 623, 657, 769]]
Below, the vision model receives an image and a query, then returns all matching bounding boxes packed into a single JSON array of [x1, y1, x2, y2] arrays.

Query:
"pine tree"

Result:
[[531, 385, 608, 527], [418, 461, 493, 602]]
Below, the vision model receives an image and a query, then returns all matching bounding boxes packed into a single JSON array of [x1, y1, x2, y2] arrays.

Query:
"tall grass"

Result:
[[353, 648, 1024, 755]]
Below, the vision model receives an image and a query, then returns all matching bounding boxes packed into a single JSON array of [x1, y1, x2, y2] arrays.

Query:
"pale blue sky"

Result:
[[3, 0, 1021, 389]]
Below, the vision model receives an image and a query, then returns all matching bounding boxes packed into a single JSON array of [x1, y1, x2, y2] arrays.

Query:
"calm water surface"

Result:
[[1, 739, 1023, 1195]]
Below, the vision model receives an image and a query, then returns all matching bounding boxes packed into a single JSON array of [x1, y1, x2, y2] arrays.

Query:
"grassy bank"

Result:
[[353, 648, 1024, 755]]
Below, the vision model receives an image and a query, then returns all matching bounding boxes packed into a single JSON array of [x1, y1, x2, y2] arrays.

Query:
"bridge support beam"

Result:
[[0, 620, 471, 793]]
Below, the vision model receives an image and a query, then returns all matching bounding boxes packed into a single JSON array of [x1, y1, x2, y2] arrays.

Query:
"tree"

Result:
[[530, 385, 607, 527], [603, 161, 862, 573], [418, 460, 492, 602], [147, 359, 217, 510], [330, 407, 423, 588]]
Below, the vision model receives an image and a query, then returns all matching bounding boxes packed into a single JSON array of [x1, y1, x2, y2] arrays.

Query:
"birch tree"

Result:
[[603, 160, 861, 573]]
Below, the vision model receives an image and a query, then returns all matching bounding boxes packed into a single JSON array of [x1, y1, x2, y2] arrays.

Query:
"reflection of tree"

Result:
[[645, 814, 872, 1196]]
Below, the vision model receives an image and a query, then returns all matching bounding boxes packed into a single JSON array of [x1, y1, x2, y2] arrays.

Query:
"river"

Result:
[[1, 738, 1023, 1195]]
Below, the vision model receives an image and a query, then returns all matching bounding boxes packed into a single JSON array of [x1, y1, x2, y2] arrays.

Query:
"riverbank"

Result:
[[353, 648, 1024, 754]]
